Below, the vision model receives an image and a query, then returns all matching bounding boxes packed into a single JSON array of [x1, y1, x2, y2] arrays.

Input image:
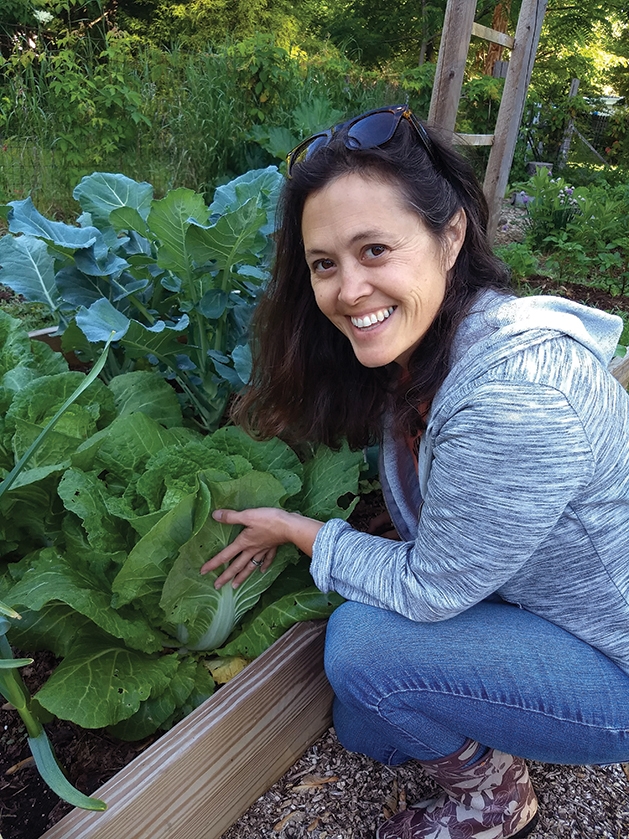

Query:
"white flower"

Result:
[[33, 9, 54, 23]]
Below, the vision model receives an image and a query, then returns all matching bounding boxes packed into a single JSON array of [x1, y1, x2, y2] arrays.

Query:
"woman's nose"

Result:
[[337, 266, 372, 305]]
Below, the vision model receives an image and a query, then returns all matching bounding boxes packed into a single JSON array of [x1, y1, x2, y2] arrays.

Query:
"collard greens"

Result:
[[0, 311, 360, 738]]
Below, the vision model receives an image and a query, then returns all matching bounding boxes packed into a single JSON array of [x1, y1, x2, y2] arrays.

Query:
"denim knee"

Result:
[[324, 600, 374, 703]]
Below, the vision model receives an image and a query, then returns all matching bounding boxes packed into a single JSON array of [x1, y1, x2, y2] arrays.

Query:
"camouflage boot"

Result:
[[376, 740, 539, 839]]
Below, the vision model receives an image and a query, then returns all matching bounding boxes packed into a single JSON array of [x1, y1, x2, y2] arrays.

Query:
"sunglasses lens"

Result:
[[288, 133, 330, 174], [346, 110, 398, 150]]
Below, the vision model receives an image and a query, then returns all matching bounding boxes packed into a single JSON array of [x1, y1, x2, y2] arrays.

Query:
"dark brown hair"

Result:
[[232, 114, 511, 448]]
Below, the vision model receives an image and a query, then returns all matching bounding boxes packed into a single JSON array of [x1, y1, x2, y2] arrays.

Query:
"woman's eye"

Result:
[[364, 244, 387, 259], [312, 258, 335, 273]]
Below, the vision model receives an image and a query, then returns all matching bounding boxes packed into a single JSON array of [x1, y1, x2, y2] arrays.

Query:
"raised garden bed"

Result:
[[39, 620, 332, 839]]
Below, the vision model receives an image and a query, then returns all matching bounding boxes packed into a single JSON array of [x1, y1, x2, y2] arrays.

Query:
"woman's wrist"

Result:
[[280, 510, 325, 557]]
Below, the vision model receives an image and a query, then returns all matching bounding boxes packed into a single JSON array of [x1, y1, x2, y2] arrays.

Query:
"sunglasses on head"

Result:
[[286, 104, 437, 178]]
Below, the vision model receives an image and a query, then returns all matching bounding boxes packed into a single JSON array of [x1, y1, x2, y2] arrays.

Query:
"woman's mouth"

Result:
[[350, 306, 395, 329]]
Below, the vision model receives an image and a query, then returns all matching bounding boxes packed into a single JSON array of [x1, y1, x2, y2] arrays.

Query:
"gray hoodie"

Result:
[[311, 291, 629, 675]]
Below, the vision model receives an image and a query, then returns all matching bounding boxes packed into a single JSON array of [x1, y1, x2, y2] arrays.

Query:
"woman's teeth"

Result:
[[350, 307, 394, 329]]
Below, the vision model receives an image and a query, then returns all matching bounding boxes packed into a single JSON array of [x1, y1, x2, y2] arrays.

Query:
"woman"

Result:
[[201, 105, 629, 839]]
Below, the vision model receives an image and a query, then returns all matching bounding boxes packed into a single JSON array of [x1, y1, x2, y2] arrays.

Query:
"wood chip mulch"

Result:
[[222, 727, 629, 839]]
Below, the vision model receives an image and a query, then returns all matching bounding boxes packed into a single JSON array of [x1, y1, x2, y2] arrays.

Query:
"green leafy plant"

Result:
[[519, 170, 629, 295], [0, 166, 284, 431], [495, 242, 543, 284], [247, 96, 346, 164], [522, 168, 588, 251], [0, 310, 359, 740], [0, 321, 114, 809]]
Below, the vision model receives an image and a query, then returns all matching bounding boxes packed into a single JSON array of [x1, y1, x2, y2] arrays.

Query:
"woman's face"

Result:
[[301, 172, 465, 369]]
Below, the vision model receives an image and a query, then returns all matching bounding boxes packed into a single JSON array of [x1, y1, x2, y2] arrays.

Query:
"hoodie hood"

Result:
[[451, 291, 623, 371]]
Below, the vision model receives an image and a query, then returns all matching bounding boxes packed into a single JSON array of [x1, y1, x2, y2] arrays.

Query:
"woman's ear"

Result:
[[443, 209, 467, 271]]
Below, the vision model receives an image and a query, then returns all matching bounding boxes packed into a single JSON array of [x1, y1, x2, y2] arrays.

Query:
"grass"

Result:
[[0, 288, 56, 333]]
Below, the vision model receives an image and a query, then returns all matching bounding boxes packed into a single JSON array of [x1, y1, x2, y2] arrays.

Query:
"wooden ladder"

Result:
[[428, 0, 548, 240]]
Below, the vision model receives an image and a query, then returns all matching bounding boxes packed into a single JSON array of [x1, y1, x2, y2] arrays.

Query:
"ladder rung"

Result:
[[453, 133, 495, 146], [471, 22, 515, 49]]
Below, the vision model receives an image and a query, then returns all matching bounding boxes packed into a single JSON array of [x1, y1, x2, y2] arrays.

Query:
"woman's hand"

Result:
[[200, 508, 324, 589]]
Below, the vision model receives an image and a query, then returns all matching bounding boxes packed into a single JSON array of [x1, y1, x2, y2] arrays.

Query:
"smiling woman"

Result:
[[199, 104, 629, 839], [302, 174, 465, 370]]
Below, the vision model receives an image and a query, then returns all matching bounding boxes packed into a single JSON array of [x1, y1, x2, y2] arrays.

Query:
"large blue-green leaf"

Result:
[[148, 188, 209, 279], [8, 197, 100, 249], [73, 172, 154, 227], [197, 288, 229, 319], [56, 266, 112, 309], [210, 166, 284, 236], [109, 206, 150, 238], [75, 298, 131, 343], [74, 245, 129, 279], [7, 548, 166, 654], [231, 343, 252, 386], [186, 198, 267, 271], [0, 234, 61, 311], [35, 638, 180, 728], [119, 315, 190, 363]]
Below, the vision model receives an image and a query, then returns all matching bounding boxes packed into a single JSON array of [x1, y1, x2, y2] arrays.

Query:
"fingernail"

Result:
[[212, 510, 223, 521]]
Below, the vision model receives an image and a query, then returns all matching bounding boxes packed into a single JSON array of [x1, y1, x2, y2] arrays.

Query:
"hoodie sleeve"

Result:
[[310, 379, 595, 621]]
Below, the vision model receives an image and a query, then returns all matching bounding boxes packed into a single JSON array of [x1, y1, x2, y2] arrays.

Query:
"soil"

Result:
[[0, 651, 157, 839], [1, 200, 629, 839]]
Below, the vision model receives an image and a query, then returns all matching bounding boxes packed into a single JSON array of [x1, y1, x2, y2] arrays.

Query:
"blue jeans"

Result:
[[324, 599, 629, 766]]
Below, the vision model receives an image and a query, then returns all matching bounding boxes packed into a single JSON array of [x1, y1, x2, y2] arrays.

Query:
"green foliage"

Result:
[[495, 242, 542, 284], [522, 169, 588, 250], [520, 91, 592, 170], [511, 169, 629, 297], [457, 75, 504, 135], [0, 329, 111, 810], [1, 31, 150, 189], [0, 167, 284, 431], [0, 309, 360, 738], [306, 0, 445, 67], [0, 32, 402, 210], [604, 107, 629, 166]]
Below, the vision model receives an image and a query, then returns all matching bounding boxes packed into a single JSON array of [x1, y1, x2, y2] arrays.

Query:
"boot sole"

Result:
[[511, 811, 539, 838]]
